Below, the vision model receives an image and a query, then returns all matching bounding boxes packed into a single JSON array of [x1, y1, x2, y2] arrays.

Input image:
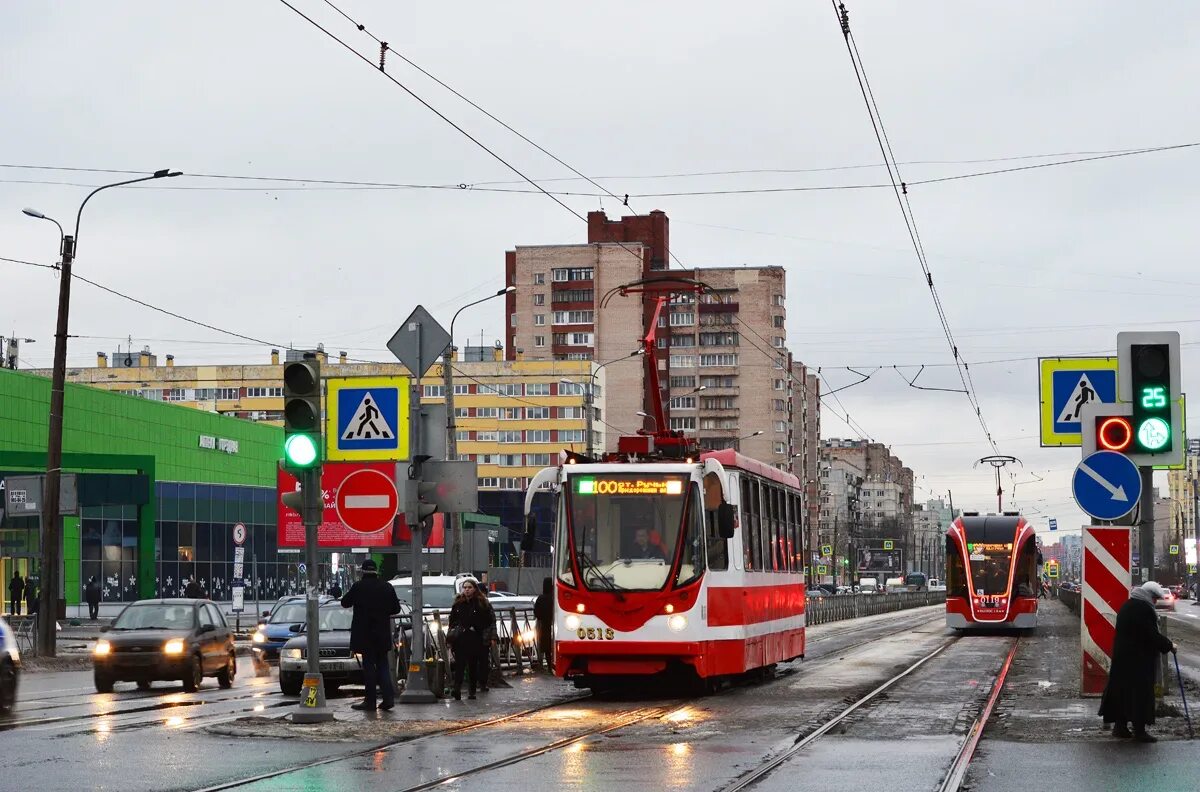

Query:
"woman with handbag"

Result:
[[448, 579, 494, 700]]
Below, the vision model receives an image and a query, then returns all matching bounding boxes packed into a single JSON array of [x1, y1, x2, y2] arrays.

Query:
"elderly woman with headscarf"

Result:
[[1099, 581, 1177, 742]]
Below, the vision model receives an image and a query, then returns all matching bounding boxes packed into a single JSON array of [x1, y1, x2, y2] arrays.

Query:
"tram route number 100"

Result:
[[577, 627, 616, 640]]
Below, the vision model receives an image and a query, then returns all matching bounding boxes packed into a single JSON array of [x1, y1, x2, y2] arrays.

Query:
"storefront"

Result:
[[0, 367, 299, 613]]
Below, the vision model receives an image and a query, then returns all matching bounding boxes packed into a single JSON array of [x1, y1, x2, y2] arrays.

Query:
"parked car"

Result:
[[278, 604, 399, 696], [0, 617, 20, 715], [92, 599, 236, 693], [252, 595, 336, 672], [806, 588, 826, 601]]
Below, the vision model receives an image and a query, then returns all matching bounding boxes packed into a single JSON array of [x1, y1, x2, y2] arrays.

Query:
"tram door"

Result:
[[1, 557, 32, 616]]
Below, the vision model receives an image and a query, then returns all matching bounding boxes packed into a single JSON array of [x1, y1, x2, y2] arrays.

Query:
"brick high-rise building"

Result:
[[505, 212, 803, 469]]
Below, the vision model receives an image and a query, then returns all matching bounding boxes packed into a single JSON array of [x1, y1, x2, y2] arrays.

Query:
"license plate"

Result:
[[324, 660, 358, 671]]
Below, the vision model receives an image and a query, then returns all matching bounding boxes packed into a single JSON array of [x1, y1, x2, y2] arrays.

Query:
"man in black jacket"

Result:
[[341, 558, 401, 711], [1099, 581, 1177, 742], [8, 573, 23, 616], [85, 577, 101, 620]]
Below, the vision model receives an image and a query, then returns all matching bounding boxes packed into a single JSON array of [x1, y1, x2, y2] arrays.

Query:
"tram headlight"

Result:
[[565, 614, 582, 631], [667, 614, 688, 633]]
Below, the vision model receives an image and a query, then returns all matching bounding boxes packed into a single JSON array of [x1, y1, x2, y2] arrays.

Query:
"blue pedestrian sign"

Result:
[[1072, 450, 1141, 522], [326, 376, 410, 461], [1039, 357, 1118, 447], [1049, 518, 1057, 531]]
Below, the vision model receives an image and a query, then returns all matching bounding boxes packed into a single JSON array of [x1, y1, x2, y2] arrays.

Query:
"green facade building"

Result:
[[0, 367, 301, 613]]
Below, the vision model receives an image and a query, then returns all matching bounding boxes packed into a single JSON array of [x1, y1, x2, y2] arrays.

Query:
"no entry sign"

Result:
[[336, 468, 399, 534], [277, 462, 396, 550]]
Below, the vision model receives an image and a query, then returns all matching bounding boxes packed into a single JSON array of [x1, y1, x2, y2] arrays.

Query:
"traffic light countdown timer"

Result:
[[1117, 331, 1183, 464]]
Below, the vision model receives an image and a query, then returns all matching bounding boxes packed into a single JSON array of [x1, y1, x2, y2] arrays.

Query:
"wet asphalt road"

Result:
[[1, 607, 979, 792]]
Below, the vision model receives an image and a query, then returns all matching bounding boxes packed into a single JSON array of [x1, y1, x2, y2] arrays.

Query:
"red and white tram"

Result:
[[944, 512, 1040, 630], [525, 449, 807, 689]]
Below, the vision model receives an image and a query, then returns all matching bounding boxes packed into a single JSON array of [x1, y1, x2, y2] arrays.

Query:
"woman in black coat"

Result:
[[448, 579, 494, 700], [1099, 581, 1177, 742]]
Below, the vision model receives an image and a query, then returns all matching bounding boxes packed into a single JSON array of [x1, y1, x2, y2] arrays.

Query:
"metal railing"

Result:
[[394, 606, 547, 698], [8, 614, 38, 657], [1059, 588, 1080, 615], [804, 591, 946, 626]]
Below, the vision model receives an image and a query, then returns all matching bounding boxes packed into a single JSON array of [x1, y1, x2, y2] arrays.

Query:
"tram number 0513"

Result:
[[577, 627, 616, 640]]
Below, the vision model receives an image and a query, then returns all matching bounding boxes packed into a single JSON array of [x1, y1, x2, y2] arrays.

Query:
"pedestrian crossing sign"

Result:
[[326, 377, 410, 461], [1039, 357, 1118, 447]]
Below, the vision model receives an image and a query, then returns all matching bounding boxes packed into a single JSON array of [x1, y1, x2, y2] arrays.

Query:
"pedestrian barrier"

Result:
[[1059, 588, 1080, 614], [8, 614, 37, 657], [804, 591, 946, 626]]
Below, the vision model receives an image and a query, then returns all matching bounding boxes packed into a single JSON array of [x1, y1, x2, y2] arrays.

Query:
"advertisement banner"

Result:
[[857, 547, 903, 572], [277, 462, 397, 549]]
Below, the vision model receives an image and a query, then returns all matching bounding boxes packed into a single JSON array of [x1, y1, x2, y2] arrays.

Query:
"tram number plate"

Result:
[[576, 627, 616, 641], [980, 597, 1001, 608]]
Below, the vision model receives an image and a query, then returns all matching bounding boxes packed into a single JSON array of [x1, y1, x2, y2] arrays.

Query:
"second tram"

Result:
[[945, 512, 1040, 630]]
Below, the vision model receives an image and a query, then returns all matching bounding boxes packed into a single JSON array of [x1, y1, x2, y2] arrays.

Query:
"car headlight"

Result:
[[163, 639, 185, 655], [252, 631, 267, 644], [93, 640, 111, 657], [564, 614, 581, 631], [667, 614, 688, 633], [284, 648, 303, 660]]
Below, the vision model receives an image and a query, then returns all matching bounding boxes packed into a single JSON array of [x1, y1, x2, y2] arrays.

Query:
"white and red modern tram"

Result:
[[524, 448, 806, 688], [944, 512, 1040, 630]]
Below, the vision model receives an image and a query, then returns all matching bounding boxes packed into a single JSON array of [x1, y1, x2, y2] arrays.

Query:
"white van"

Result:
[[928, 578, 947, 592], [858, 577, 880, 594]]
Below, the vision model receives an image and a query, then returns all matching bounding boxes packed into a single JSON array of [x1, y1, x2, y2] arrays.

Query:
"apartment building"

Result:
[[817, 455, 864, 584], [504, 210, 802, 470], [1167, 440, 1200, 566], [30, 349, 602, 507]]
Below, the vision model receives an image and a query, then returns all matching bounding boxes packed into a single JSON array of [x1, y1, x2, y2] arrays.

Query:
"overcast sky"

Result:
[[3, 1, 1199, 543]]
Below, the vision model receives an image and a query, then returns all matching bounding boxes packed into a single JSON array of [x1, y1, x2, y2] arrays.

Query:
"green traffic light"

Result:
[[284, 433, 320, 467], [1136, 417, 1170, 451]]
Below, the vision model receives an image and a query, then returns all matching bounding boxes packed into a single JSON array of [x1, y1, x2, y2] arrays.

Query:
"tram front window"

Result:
[[562, 474, 689, 591], [966, 543, 1013, 596]]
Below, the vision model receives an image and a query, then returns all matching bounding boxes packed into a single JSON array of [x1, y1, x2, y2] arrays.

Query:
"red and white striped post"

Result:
[[1081, 526, 1132, 696]]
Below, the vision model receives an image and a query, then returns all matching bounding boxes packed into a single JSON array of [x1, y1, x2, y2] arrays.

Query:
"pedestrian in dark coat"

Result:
[[1099, 581, 1177, 742], [184, 576, 203, 599], [448, 578, 494, 700], [327, 582, 343, 599], [341, 558, 401, 711], [8, 573, 23, 616], [533, 577, 554, 671], [85, 577, 102, 620], [24, 579, 37, 615]]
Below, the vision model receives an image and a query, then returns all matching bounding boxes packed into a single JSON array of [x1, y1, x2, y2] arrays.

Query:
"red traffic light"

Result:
[[1097, 416, 1133, 452]]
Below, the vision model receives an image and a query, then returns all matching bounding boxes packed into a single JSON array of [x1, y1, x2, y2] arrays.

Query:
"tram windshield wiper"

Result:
[[578, 550, 625, 600]]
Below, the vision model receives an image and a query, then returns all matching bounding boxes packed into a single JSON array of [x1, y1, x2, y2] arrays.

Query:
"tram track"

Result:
[[720, 633, 1022, 792]]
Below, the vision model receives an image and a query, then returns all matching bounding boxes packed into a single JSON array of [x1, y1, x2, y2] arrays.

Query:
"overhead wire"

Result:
[[831, 1, 997, 454]]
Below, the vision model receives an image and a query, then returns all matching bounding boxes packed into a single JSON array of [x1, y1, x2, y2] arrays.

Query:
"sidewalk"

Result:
[[968, 600, 1198, 791]]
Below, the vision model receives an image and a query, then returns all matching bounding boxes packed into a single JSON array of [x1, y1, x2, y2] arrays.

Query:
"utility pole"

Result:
[[22, 169, 179, 656], [1137, 468, 1155, 584]]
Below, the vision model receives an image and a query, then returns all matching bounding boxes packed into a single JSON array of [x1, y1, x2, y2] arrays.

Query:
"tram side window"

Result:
[[788, 492, 801, 572], [741, 477, 760, 570], [946, 536, 968, 597], [677, 484, 706, 585], [1016, 538, 1039, 596], [767, 486, 780, 571]]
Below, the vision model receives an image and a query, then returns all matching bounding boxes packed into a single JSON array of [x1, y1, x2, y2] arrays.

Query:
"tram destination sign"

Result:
[[573, 477, 685, 496]]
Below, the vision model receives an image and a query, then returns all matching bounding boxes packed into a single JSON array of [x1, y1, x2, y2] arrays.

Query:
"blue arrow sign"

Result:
[[1072, 450, 1141, 521]]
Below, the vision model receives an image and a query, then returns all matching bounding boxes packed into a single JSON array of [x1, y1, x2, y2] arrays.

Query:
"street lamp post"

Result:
[[561, 349, 644, 458], [443, 286, 514, 574], [23, 169, 180, 655]]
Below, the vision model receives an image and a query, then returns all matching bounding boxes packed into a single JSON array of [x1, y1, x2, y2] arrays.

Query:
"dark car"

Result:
[[92, 599, 236, 693], [278, 605, 401, 696], [251, 595, 335, 671], [0, 617, 20, 715]]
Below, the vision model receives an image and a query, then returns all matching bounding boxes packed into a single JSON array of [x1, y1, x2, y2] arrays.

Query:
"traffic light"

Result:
[[1119, 331, 1181, 461], [1095, 415, 1133, 453], [401, 456, 438, 529], [282, 353, 322, 471]]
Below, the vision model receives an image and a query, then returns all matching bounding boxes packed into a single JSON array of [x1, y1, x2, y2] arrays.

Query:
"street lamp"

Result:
[[1, 335, 35, 370], [443, 285, 515, 573], [23, 168, 180, 655], [560, 348, 644, 458], [636, 411, 659, 433]]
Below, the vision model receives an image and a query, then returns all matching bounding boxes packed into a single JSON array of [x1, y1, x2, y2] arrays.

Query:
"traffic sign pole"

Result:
[[1137, 467, 1154, 585], [293, 466, 334, 723]]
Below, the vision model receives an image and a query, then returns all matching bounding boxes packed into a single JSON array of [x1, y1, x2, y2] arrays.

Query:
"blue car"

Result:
[[251, 596, 335, 670]]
